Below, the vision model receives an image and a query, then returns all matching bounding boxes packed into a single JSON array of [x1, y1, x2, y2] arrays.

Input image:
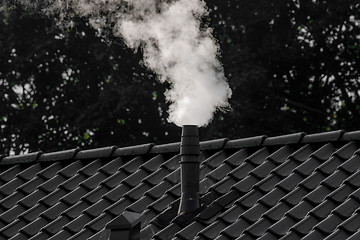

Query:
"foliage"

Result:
[[1, 1, 360, 154]]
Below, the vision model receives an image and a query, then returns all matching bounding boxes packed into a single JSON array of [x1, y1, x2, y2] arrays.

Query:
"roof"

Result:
[[1, 129, 360, 240]]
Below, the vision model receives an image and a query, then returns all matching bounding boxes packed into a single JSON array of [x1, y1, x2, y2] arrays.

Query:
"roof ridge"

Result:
[[2, 130, 360, 165]]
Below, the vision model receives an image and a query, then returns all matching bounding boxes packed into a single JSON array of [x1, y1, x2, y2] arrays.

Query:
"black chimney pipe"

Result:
[[178, 125, 200, 213]]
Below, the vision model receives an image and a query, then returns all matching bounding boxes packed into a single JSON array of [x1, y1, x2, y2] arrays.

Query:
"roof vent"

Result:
[[106, 211, 143, 240], [178, 125, 200, 213]]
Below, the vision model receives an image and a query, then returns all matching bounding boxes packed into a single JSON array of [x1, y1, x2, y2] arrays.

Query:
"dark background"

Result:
[[1, 0, 359, 154]]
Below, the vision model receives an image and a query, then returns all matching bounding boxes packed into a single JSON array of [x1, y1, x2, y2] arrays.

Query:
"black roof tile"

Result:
[[40, 202, 68, 221], [74, 146, 117, 159], [0, 165, 22, 184], [332, 198, 360, 219], [310, 143, 336, 161], [149, 142, 180, 154], [340, 130, 360, 141], [175, 221, 205, 240], [1, 220, 27, 238], [243, 218, 273, 238], [338, 209, 360, 233], [259, 188, 287, 208], [286, 201, 313, 221], [332, 141, 358, 159], [113, 143, 154, 156], [255, 174, 282, 193], [309, 200, 338, 220], [304, 185, 332, 205], [313, 214, 344, 234], [241, 203, 268, 223], [201, 138, 229, 150], [264, 202, 291, 222], [37, 148, 80, 162], [105, 198, 132, 216], [140, 155, 166, 172], [198, 220, 228, 239], [301, 130, 345, 143], [60, 187, 88, 205], [0, 130, 359, 240], [290, 215, 320, 236], [81, 186, 108, 204], [0, 152, 42, 165], [276, 173, 303, 193], [263, 133, 305, 146], [327, 184, 354, 204], [220, 218, 252, 239], [225, 135, 266, 149], [339, 154, 360, 174], [281, 187, 308, 207], [347, 229, 360, 240], [19, 204, 47, 222]]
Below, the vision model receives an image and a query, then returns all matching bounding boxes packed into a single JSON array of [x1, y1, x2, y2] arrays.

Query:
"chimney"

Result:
[[106, 211, 143, 240], [178, 125, 200, 213]]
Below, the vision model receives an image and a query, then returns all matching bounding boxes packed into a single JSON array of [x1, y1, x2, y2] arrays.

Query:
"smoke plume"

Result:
[[13, 0, 232, 127]]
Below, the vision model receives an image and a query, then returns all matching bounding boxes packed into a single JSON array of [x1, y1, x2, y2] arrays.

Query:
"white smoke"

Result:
[[14, 0, 232, 127]]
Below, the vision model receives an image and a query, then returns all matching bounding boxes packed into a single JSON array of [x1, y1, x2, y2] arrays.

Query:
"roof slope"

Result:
[[1, 130, 360, 240]]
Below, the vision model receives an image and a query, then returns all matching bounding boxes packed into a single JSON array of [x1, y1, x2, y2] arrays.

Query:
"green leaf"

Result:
[[84, 132, 90, 140], [117, 118, 125, 125]]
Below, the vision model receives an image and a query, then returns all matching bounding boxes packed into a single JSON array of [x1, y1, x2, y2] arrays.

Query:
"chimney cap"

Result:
[[106, 211, 143, 230]]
